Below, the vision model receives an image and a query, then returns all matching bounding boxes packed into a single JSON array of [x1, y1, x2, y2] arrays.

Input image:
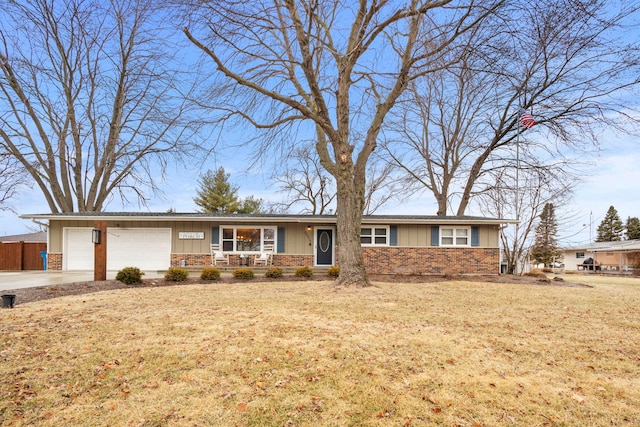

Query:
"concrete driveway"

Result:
[[0, 271, 165, 291]]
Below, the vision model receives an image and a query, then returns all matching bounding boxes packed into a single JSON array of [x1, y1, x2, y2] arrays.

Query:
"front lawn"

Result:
[[1, 275, 638, 426]]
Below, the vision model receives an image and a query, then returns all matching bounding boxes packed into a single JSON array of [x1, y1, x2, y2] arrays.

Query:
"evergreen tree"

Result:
[[193, 167, 263, 214], [531, 203, 561, 267], [237, 196, 264, 214], [625, 216, 640, 240], [193, 168, 240, 213], [595, 205, 624, 242]]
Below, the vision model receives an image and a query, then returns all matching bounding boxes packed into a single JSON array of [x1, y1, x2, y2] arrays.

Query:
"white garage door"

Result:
[[64, 228, 94, 270], [106, 228, 171, 271], [64, 227, 171, 271]]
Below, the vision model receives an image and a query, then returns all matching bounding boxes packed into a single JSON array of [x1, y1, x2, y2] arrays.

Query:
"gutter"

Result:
[[20, 213, 518, 225]]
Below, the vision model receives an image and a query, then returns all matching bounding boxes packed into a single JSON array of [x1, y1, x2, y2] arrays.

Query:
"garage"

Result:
[[64, 228, 94, 270], [63, 228, 171, 271]]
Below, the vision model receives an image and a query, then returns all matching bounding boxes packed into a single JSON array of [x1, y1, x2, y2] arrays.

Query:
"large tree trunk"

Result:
[[334, 162, 369, 287]]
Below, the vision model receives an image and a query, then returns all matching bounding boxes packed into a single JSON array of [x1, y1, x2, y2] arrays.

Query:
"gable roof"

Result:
[[20, 212, 517, 225], [0, 231, 47, 242]]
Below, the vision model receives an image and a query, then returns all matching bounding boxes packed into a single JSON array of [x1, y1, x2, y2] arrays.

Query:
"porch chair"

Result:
[[210, 244, 229, 266], [254, 244, 274, 266]]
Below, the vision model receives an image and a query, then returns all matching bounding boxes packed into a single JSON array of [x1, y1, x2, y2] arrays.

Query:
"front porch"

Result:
[[587, 249, 640, 274], [170, 253, 316, 269]]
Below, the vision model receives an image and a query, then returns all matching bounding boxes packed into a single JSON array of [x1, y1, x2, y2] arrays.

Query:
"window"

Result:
[[360, 226, 389, 246], [440, 227, 470, 246], [576, 252, 585, 259], [220, 226, 276, 252]]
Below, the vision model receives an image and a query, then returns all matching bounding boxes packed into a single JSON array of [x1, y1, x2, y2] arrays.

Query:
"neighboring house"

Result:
[[561, 240, 640, 272], [20, 212, 516, 275], [0, 231, 47, 243]]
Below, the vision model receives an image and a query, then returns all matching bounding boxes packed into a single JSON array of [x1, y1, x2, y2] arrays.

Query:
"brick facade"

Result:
[[171, 253, 315, 268], [170, 247, 499, 275], [362, 246, 500, 275], [48, 247, 498, 275], [171, 254, 214, 268], [47, 253, 63, 270], [271, 254, 315, 268]]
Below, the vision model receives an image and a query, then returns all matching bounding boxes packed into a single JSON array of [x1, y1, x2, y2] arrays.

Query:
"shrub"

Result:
[[165, 267, 189, 282], [524, 269, 548, 279], [295, 266, 313, 278], [233, 268, 254, 280], [327, 266, 340, 277], [115, 266, 144, 285], [265, 267, 283, 278], [200, 268, 221, 281], [442, 267, 460, 280]]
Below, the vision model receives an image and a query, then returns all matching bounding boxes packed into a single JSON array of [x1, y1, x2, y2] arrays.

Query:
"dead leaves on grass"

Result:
[[1, 280, 639, 426]]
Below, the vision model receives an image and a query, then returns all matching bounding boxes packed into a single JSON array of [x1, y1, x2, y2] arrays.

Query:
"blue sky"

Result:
[[1, 2, 638, 247]]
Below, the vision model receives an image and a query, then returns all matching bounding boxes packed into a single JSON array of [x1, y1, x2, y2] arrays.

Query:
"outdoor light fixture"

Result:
[[92, 229, 101, 244], [305, 225, 312, 246]]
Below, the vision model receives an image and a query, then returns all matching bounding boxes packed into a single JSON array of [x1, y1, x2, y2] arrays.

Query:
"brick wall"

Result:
[[168, 247, 498, 275], [50, 248, 498, 274], [170, 253, 315, 268], [47, 253, 63, 270], [171, 254, 213, 268], [271, 254, 314, 268], [362, 247, 499, 275]]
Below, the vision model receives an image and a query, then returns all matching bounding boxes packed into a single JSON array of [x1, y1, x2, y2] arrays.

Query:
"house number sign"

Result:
[[178, 232, 205, 240]]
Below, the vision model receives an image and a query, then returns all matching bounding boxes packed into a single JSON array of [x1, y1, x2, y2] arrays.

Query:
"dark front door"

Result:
[[315, 228, 333, 266]]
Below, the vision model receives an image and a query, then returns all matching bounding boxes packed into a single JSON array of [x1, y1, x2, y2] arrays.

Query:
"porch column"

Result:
[[94, 220, 107, 281]]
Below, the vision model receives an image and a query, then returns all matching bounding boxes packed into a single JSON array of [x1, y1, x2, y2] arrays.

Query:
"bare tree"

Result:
[[382, 43, 501, 215], [477, 158, 576, 274], [271, 145, 336, 215], [271, 145, 397, 215], [181, 0, 502, 286], [363, 160, 401, 215], [0, 0, 200, 213], [383, 1, 640, 216], [0, 151, 28, 211]]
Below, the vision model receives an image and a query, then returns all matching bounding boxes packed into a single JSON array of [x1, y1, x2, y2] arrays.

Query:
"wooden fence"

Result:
[[0, 242, 47, 270]]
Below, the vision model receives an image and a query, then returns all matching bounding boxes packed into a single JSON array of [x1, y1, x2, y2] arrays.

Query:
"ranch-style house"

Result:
[[20, 212, 516, 275]]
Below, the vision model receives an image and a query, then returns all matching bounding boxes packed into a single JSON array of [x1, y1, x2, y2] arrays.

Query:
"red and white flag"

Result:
[[520, 109, 535, 129]]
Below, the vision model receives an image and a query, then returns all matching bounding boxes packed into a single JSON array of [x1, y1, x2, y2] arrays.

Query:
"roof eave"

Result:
[[20, 212, 517, 225]]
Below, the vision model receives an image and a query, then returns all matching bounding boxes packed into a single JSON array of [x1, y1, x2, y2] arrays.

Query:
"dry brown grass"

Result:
[[1, 274, 639, 426]]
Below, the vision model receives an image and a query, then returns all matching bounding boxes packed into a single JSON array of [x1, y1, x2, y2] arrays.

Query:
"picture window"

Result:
[[220, 226, 276, 252]]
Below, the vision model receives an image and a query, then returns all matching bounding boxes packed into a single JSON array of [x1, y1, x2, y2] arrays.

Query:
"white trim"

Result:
[[313, 226, 335, 266], [218, 225, 277, 253], [360, 225, 390, 246], [440, 226, 471, 247], [63, 227, 171, 271]]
